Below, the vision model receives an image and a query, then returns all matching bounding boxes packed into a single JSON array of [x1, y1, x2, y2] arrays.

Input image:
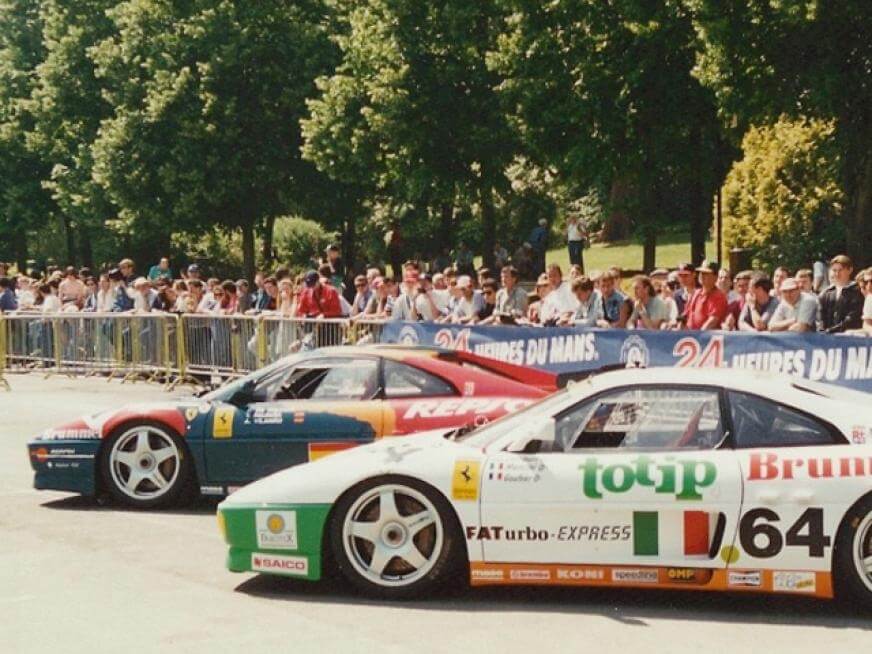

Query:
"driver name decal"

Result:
[[579, 455, 717, 500]]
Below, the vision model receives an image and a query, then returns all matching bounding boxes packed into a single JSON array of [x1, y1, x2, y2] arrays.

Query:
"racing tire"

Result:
[[834, 494, 872, 608], [330, 476, 465, 600], [99, 422, 194, 509]]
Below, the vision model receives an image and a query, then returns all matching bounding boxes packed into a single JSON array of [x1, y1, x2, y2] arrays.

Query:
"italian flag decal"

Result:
[[633, 511, 712, 556]]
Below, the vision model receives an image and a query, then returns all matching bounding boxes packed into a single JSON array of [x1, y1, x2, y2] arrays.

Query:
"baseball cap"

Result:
[[677, 263, 695, 274], [695, 259, 719, 274], [304, 271, 319, 287], [187, 264, 200, 273], [456, 275, 472, 289], [780, 278, 799, 291]]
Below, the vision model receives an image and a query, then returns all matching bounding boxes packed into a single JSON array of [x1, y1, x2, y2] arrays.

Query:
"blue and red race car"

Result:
[[28, 345, 555, 508]]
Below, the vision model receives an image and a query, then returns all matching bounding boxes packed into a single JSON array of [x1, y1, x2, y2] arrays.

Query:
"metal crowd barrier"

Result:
[[0, 316, 8, 390]]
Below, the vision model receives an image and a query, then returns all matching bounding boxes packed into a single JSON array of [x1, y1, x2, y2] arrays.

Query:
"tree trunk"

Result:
[[80, 227, 94, 270], [439, 202, 454, 254], [603, 178, 632, 242], [642, 228, 657, 273], [261, 215, 276, 268], [15, 231, 28, 273], [241, 222, 256, 284], [480, 186, 496, 270], [342, 216, 357, 275], [62, 215, 76, 266], [688, 128, 711, 266], [846, 147, 872, 269]]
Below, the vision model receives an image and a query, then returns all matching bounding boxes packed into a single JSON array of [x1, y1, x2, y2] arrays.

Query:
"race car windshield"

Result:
[[201, 353, 308, 402], [456, 388, 569, 450]]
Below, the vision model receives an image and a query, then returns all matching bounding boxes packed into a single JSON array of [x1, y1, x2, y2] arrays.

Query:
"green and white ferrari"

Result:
[[218, 367, 872, 604]]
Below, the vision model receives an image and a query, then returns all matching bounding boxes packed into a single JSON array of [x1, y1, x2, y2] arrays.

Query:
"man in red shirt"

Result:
[[296, 270, 342, 318], [683, 260, 728, 330]]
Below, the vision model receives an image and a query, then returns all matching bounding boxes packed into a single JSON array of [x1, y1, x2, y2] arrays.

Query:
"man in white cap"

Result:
[[769, 277, 818, 332]]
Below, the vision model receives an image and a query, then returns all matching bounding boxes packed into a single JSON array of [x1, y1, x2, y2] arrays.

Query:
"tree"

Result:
[[722, 117, 844, 270], [27, 0, 117, 267], [91, 0, 339, 280], [0, 0, 53, 269], [302, 0, 516, 266], [495, 0, 727, 269], [689, 0, 872, 267]]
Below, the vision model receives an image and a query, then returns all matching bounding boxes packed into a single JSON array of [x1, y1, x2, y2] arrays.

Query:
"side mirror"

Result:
[[506, 418, 556, 453]]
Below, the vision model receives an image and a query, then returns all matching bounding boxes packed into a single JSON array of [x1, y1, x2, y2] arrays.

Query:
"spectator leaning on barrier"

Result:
[[855, 269, 872, 336], [415, 273, 446, 321], [0, 276, 17, 312], [819, 254, 864, 333], [58, 266, 85, 308], [628, 275, 668, 330], [737, 275, 779, 332], [132, 277, 159, 312], [363, 277, 391, 319], [296, 270, 342, 319], [724, 270, 752, 329], [350, 275, 372, 317], [683, 260, 728, 330], [445, 275, 484, 324], [82, 277, 98, 311], [772, 266, 790, 299], [540, 263, 579, 325], [185, 279, 205, 313], [563, 276, 602, 327], [659, 275, 680, 327], [769, 278, 817, 332], [674, 263, 697, 316], [235, 279, 253, 312], [598, 270, 629, 328], [391, 265, 420, 322], [42, 281, 62, 313], [493, 265, 528, 323]]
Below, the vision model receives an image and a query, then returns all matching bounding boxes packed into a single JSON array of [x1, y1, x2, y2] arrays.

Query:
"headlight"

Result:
[[217, 511, 227, 542]]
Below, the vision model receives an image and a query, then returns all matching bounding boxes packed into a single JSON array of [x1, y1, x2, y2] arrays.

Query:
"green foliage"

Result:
[[722, 117, 844, 270], [272, 216, 336, 271]]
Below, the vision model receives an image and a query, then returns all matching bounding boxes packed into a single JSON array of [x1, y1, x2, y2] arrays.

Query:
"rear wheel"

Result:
[[330, 477, 463, 599], [834, 495, 872, 607], [100, 423, 193, 509]]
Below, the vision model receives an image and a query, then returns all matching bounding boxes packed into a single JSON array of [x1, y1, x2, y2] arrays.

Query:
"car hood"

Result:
[[220, 428, 477, 507]]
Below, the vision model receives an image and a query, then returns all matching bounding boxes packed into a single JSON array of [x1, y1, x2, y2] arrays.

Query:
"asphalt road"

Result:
[[0, 373, 869, 654]]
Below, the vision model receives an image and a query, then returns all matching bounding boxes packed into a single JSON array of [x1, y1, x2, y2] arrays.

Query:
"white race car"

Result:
[[218, 367, 872, 604]]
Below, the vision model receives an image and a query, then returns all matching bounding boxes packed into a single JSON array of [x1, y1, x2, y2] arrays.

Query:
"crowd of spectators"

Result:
[[0, 248, 870, 337]]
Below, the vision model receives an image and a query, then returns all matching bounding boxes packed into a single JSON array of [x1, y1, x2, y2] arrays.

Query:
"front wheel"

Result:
[[100, 423, 193, 509], [834, 495, 872, 607], [330, 476, 463, 599]]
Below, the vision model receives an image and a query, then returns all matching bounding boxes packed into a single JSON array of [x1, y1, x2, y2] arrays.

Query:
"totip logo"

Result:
[[397, 325, 420, 345], [620, 335, 650, 368]]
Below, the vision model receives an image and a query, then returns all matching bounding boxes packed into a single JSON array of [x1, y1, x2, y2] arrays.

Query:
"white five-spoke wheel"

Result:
[[101, 423, 192, 508], [331, 477, 462, 599], [852, 513, 872, 593], [835, 495, 872, 607]]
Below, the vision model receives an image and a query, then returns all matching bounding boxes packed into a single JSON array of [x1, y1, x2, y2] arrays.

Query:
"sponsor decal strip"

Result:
[[468, 563, 833, 598]]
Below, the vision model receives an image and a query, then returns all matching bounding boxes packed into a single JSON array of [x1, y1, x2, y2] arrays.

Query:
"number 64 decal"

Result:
[[739, 508, 831, 558]]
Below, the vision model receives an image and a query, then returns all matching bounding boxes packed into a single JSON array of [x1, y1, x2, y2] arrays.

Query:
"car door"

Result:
[[204, 356, 382, 483], [381, 359, 462, 434], [478, 385, 743, 576], [728, 390, 851, 586]]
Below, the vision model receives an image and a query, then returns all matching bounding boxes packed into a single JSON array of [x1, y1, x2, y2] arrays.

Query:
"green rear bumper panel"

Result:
[[220, 504, 332, 581]]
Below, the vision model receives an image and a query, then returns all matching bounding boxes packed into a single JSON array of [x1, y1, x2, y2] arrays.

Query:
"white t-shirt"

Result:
[[42, 295, 62, 313], [567, 221, 584, 242], [540, 281, 579, 322], [863, 295, 872, 321]]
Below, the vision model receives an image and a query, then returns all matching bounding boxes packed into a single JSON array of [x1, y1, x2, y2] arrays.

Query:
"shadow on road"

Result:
[[39, 494, 220, 515], [234, 573, 870, 629]]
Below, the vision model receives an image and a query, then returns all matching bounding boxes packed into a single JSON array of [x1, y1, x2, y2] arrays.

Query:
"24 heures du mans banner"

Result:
[[380, 322, 872, 393]]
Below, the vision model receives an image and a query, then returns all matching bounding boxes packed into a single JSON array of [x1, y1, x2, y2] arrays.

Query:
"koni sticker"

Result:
[[451, 460, 480, 501]]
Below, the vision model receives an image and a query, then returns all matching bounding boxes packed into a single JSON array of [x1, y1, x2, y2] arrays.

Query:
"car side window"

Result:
[[383, 360, 455, 398], [727, 391, 837, 448], [556, 387, 724, 451], [274, 358, 379, 401]]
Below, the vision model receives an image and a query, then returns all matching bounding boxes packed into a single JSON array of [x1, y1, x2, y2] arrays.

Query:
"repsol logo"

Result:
[[465, 526, 548, 541], [580, 455, 717, 501]]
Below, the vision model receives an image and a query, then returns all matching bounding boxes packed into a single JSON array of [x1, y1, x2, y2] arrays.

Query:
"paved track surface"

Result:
[[1, 374, 869, 654]]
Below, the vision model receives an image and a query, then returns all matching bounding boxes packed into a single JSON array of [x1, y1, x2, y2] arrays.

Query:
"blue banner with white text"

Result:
[[380, 322, 872, 393]]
